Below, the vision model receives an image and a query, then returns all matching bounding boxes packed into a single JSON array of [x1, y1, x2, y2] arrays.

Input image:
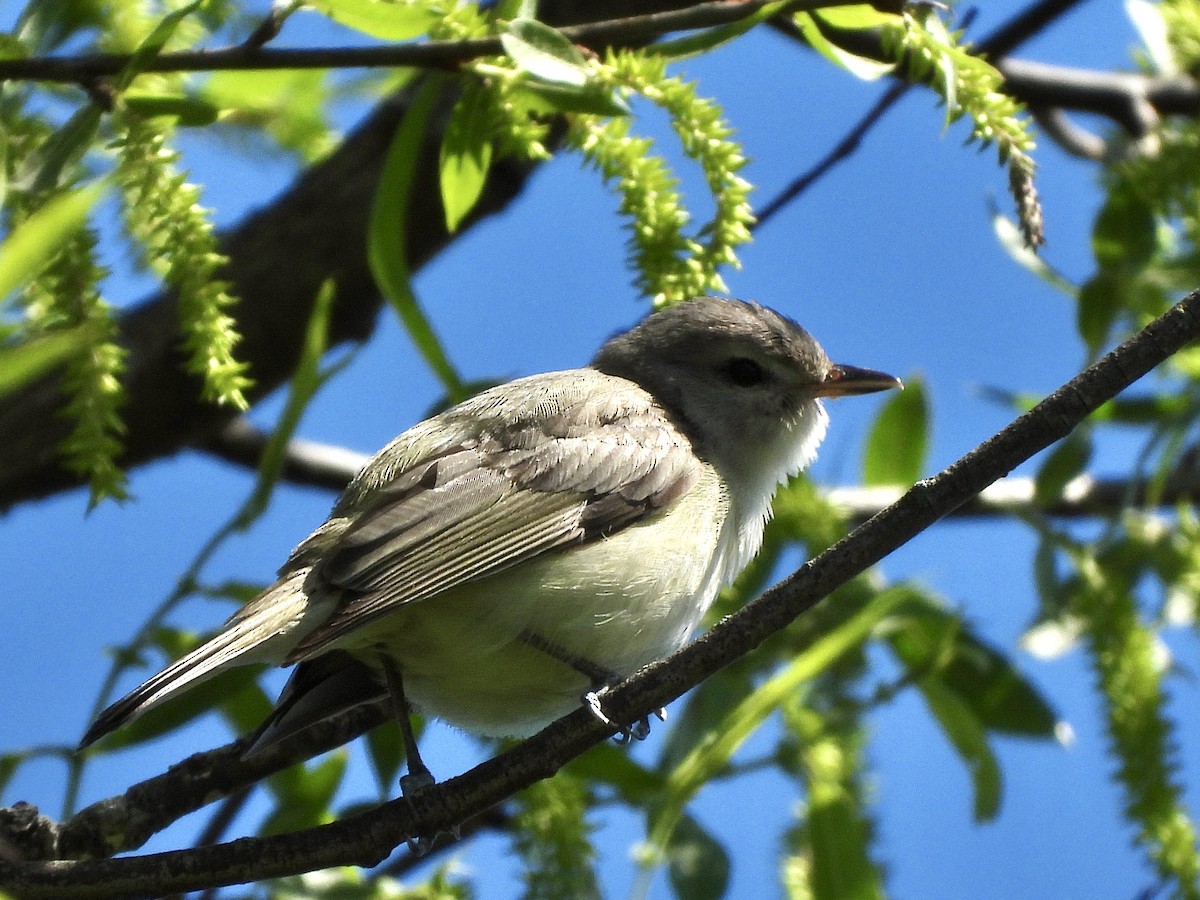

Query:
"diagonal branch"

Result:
[[4, 288, 1198, 898]]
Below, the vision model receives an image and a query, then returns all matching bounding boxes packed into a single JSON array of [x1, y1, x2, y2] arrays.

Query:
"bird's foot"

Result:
[[582, 689, 667, 744]]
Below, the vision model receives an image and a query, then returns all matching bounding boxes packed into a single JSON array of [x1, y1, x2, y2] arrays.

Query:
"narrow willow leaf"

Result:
[[863, 376, 927, 486], [308, 0, 437, 41], [991, 210, 1077, 297], [24, 105, 102, 193], [650, 1, 785, 59], [795, 11, 895, 80], [113, 0, 204, 91], [91, 660, 267, 752], [647, 589, 909, 860], [917, 677, 1003, 822], [369, 77, 467, 402], [666, 814, 731, 900], [816, 4, 902, 30], [1092, 186, 1157, 271], [509, 78, 631, 117], [236, 280, 341, 526], [0, 324, 99, 399], [795, 708, 884, 900], [0, 181, 104, 304], [501, 17, 589, 87], [440, 81, 494, 232]]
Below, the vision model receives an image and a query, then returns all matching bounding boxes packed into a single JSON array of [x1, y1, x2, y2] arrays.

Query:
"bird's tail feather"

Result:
[[80, 570, 317, 748]]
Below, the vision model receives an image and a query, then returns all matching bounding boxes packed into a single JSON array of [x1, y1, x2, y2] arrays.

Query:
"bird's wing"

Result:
[[285, 372, 701, 662]]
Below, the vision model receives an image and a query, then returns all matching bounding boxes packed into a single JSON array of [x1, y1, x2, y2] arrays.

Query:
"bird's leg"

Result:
[[517, 630, 665, 743], [378, 653, 434, 795], [378, 653, 440, 855]]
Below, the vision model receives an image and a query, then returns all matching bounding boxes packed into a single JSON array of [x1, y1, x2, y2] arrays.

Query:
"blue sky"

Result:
[[5, 2, 1197, 897]]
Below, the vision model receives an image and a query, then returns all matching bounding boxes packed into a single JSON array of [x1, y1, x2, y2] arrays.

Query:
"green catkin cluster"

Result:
[[112, 114, 250, 410], [883, 11, 1043, 247], [569, 51, 753, 306]]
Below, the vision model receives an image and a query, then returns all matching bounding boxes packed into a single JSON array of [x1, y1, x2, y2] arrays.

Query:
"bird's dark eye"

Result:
[[723, 357, 768, 387]]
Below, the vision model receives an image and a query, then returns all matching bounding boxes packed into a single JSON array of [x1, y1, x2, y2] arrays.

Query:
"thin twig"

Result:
[[755, 0, 1087, 228], [4, 287, 1198, 899]]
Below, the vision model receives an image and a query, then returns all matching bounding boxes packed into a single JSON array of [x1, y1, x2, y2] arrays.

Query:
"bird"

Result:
[[81, 297, 900, 790]]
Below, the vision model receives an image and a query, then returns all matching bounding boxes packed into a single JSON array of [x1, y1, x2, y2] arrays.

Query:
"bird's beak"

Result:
[[813, 364, 903, 398]]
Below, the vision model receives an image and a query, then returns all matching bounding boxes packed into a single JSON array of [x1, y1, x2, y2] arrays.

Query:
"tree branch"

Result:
[[0, 0, 829, 83], [4, 287, 1198, 898], [204, 413, 1200, 521]]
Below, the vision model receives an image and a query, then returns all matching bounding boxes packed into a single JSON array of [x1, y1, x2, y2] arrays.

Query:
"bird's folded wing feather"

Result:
[[286, 384, 700, 662]]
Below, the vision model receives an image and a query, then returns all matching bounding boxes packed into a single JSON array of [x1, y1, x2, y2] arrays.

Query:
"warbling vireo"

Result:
[[82, 297, 899, 788]]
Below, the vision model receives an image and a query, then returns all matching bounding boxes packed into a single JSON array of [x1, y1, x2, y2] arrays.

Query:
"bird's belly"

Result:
[[345, 474, 731, 737]]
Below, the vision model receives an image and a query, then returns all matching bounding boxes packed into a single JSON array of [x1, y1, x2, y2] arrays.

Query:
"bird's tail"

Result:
[[80, 569, 321, 748]]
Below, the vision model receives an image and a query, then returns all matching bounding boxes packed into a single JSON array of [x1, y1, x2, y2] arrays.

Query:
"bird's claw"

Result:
[[582, 690, 667, 744]]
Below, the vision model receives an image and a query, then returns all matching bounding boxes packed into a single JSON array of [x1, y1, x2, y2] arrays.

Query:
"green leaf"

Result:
[[0, 324, 99, 399], [883, 598, 1059, 738], [495, 0, 538, 20], [816, 4, 902, 30], [0, 181, 106, 304], [308, 0, 438, 41], [795, 11, 895, 80], [501, 18, 589, 87], [122, 91, 221, 126], [370, 77, 467, 402], [92, 664, 267, 752], [1035, 429, 1093, 506], [22, 104, 103, 193], [1077, 270, 1125, 355], [564, 743, 664, 805], [262, 754, 348, 835], [650, 1, 785, 59], [797, 708, 885, 900], [366, 723, 405, 794], [991, 209, 1077, 298], [657, 660, 755, 772], [0, 753, 22, 795], [234, 279, 342, 528], [665, 814, 730, 900], [113, 0, 205, 91], [917, 676, 1003, 822], [1092, 186, 1157, 271], [440, 81, 494, 232], [647, 589, 909, 862], [862, 376, 928, 486], [509, 78, 631, 117]]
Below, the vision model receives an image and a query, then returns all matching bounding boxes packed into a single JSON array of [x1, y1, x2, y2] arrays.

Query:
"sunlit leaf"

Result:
[[501, 17, 589, 87], [509, 78, 631, 117], [917, 677, 1003, 821], [863, 376, 927, 486], [309, 0, 437, 41], [795, 11, 895, 80], [370, 76, 467, 402], [0, 182, 105, 305], [440, 81, 494, 232]]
